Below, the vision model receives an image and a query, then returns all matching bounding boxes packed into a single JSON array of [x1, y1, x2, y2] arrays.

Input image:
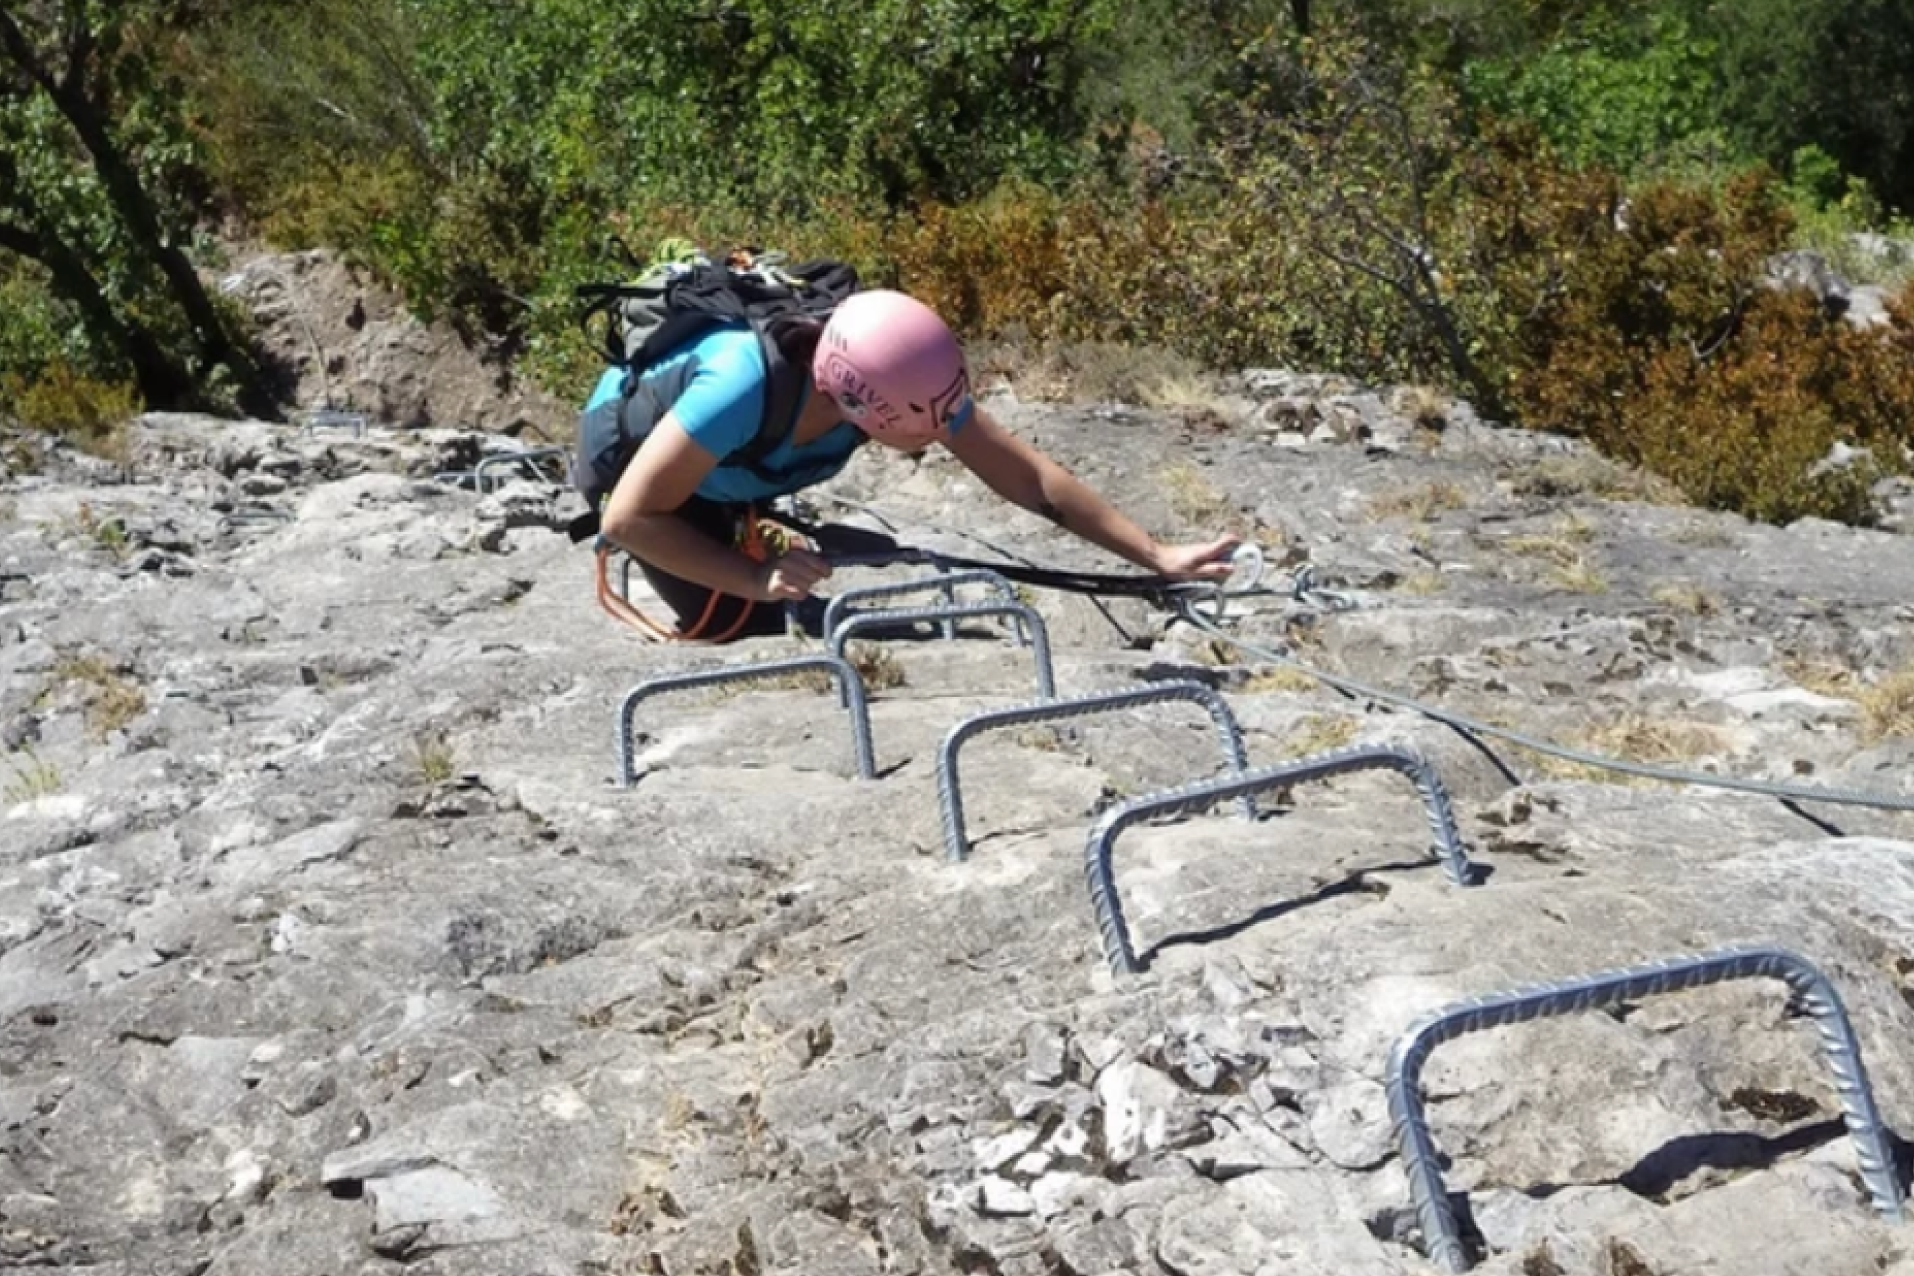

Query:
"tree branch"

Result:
[[0, 8, 57, 96], [0, 216, 46, 259], [61, 0, 93, 99]]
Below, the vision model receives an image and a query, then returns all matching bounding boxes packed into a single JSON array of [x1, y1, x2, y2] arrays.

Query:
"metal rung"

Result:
[[300, 409, 368, 436], [824, 570, 1028, 647], [217, 506, 294, 531], [1084, 744, 1474, 975], [938, 681, 1254, 863], [828, 601, 1054, 702], [474, 447, 570, 494], [616, 655, 876, 787], [1386, 946, 1905, 1272]]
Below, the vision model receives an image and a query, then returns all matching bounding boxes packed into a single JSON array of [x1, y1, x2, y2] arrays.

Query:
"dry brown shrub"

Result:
[[1648, 581, 1720, 616], [1282, 713, 1360, 757], [1533, 712, 1734, 783], [49, 653, 146, 741], [1365, 481, 1469, 522], [1159, 462, 1234, 526], [3, 361, 139, 462], [1861, 665, 1914, 741]]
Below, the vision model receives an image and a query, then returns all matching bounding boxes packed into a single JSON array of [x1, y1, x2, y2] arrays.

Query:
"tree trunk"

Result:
[[55, 89, 259, 397], [0, 220, 196, 407], [0, 8, 265, 410], [1291, 0, 1310, 35]]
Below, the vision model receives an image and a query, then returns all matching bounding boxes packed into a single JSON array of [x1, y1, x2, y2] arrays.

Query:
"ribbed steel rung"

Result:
[[828, 601, 1055, 702], [1084, 744, 1474, 974], [938, 681, 1254, 862], [299, 409, 368, 436], [1386, 946, 1905, 1272], [616, 655, 876, 786], [824, 570, 1028, 647], [474, 447, 570, 494]]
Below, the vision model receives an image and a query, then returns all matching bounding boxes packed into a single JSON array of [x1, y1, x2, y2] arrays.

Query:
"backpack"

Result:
[[565, 244, 862, 543]]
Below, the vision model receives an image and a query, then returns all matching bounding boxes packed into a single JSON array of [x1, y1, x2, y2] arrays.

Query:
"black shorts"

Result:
[[634, 497, 903, 640]]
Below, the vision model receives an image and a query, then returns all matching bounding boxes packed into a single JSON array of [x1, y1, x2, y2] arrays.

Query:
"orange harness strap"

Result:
[[592, 506, 780, 644]]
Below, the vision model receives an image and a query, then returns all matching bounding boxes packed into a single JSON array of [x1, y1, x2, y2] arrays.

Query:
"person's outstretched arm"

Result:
[[941, 405, 1239, 578]]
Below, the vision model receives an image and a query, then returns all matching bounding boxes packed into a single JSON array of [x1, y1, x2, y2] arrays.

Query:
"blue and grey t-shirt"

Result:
[[583, 323, 865, 503]]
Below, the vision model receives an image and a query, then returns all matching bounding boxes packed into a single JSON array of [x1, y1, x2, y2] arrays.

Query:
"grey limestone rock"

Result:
[[6, 352, 1914, 1276]]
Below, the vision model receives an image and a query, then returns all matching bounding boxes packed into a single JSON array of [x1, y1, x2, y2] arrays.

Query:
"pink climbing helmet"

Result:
[[813, 290, 973, 446]]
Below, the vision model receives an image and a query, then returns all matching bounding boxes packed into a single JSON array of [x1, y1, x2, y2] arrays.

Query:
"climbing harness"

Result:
[[595, 506, 799, 644]]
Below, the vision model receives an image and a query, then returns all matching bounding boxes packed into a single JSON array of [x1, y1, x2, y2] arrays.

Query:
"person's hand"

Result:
[[753, 546, 834, 601], [1153, 536, 1242, 581]]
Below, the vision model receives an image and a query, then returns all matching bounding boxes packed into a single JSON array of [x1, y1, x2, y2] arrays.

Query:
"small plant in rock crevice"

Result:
[[410, 733, 457, 786], [1281, 713, 1360, 758], [1502, 454, 1683, 505], [1549, 555, 1610, 594], [1648, 581, 1720, 616], [1239, 665, 1319, 695], [47, 652, 146, 741], [843, 642, 907, 692], [1365, 480, 1468, 522], [1159, 461, 1234, 528], [1859, 664, 1914, 742], [1778, 653, 1862, 700], [1533, 713, 1735, 783], [4, 747, 62, 804], [1393, 568, 1447, 596]]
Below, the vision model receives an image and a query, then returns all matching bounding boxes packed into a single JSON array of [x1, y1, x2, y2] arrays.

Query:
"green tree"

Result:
[[1460, 8, 1722, 175], [1694, 0, 1914, 213], [0, 0, 265, 410]]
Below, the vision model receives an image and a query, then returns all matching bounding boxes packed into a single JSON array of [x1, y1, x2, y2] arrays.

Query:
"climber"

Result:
[[582, 286, 1239, 641]]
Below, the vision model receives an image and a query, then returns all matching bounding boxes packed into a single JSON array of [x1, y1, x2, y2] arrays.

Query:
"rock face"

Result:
[[220, 247, 574, 437], [4, 370, 1914, 1276]]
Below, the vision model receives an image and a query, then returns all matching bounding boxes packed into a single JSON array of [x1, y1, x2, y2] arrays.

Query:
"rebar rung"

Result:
[[824, 570, 1028, 648], [828, 601, 1055, 702], [938, 681, 1255, 863], [616, 655, 876, 786], [475, 447, 570, 494], [1386, 946, 1905, 1272], [1084, 744, 1474, 975]]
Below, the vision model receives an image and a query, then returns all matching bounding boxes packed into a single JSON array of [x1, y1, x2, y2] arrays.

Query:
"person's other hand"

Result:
[[1153, 536, 1241, 580], [753, 546, 833, 601]]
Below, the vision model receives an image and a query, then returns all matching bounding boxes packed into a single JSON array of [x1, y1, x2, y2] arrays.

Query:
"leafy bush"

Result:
[[1461, 9, 1723, 175], [1703, 0, 1914, 215], [1, 360, 142, 459], [1489, 169, 1914, 521]]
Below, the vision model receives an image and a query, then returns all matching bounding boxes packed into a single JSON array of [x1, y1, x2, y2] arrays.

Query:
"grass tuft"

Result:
[[50, 652, 146, 740], [411, 732, 457, 785], [1531, 713, 1733, 783], [1159, 461, 1234, 527], [1649, 581, 1720, 616], [843, 642, 907, 692], [1860, 664, 1914, 742], [1503, 454, 1682, 504], [1365, 480, 1468, 522], [1240, 665, 1319, 695], [1282, 713, 1360, 757], [4, 748, 62, 804]]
